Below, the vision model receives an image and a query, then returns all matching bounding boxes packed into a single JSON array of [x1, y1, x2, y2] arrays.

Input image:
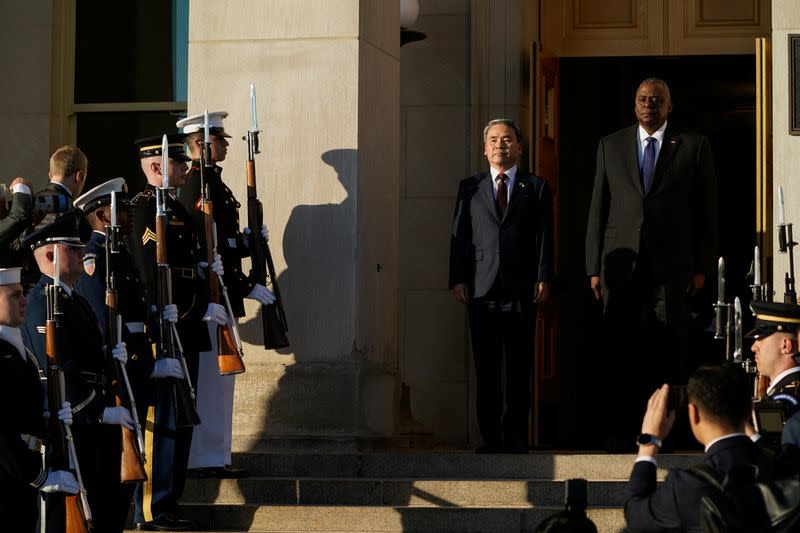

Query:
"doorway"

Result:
[[549, 55, 756, 449]]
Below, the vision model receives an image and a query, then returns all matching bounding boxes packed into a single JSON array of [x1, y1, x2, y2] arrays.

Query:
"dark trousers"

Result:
[[45, 424, 122, 532], [0, 470, 38, 533], [468, 300, 536, 451]]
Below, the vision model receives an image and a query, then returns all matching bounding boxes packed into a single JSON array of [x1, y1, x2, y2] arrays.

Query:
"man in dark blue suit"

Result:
[[625, 363, 800, 532], [449, 118, 553, 453]]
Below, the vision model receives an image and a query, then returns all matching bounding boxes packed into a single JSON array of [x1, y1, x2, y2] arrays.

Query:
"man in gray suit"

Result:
[[449, 119, 553, 453], [586, 78, 718, 447]]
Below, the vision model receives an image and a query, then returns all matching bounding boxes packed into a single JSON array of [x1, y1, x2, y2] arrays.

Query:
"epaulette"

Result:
[[131, 189, 155, 204]]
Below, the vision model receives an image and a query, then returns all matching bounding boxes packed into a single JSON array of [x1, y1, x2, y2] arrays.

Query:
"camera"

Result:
[[668, 385, 688, 412], [0, 184, 72, 217], [752, 398, 791, 434]]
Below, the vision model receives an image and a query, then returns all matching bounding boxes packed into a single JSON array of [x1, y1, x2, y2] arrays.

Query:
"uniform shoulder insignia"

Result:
[[84, 254, 97, 276], [141, 227, 157, 245]]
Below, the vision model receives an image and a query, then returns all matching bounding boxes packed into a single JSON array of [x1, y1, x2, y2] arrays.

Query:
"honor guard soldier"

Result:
[[749, 300, 800, 448], [74, 178, 165, 523], [177, 111, 271, 478], [0, 266, 78, 533], [128, 134, 226, 531], [19, 211, 132, 533]]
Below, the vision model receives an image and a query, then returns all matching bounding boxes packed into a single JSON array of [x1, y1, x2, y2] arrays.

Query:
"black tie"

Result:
[[496, 174, 508, 217]]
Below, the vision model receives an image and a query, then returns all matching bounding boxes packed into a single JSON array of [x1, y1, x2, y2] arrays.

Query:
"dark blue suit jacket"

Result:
[[625, 435, 800, 532], [449, 170, 553, 299]]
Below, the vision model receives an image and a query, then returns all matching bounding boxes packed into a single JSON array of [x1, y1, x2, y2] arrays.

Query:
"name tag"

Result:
[[169, 220, 185, 226]]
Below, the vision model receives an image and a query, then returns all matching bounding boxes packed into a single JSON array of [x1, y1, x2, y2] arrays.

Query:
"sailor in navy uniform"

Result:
[[176, 111, 273, 478], [748, 300, 800, 448], [0, 266, 78, 533], [127, 134, 226, 531], [19, 213, 132, 533]]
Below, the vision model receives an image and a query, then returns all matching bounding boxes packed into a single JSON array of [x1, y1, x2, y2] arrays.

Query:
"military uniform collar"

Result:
[[767, 366, 800, 396], [0, 325, 26, 361]]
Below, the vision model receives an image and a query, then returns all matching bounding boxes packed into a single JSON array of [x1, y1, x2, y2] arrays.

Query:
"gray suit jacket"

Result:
[[449, 170, 553, 299]]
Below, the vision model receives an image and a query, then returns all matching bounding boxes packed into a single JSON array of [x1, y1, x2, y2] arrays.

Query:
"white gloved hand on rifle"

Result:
[[150, 358, 184, 380], [43, 401, 73, 426], [203, 302, 228, 326], [246, 283, 276, 305], [111, 341, 128, 364], [242, 224, 269, 247], [197, 253, 224, 280], [162, 303, 178, 324], [39, 470, 79, 494], [101, 406, 134, 430]]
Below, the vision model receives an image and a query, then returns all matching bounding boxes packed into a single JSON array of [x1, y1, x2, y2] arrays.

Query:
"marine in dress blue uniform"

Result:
[[176, 112, 268, 478]]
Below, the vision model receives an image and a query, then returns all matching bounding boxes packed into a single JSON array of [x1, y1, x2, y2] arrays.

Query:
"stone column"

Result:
[[187, 0, 399, 447], [772, 0, 800, 288]]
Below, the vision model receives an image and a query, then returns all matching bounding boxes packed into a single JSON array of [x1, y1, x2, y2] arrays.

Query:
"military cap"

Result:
[[0, 267, 22, 285], [176, 111, 232, 138], [747, 300, 800, 338], [74, 178, 129, 214], [22, 209, 90, 250], [133, 133, 191, 162]]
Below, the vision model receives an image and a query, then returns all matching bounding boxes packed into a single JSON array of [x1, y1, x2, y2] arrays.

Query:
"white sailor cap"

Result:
[[176, 111, 231, 138], [74, 178, 128, 213], [0, 267, 22, 285]]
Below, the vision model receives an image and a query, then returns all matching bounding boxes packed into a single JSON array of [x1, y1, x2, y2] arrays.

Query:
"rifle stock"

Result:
[[46, 273, 93, 532], [105, 280, 147, 482], [245, 151, 289, 349], [199, 149, 245, 375]]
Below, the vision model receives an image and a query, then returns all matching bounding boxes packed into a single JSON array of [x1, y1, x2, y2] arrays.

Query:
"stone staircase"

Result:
[[126, 451, 701, 532]]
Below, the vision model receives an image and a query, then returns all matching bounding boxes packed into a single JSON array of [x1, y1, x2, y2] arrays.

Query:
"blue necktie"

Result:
[[641, 136, 656, 192]]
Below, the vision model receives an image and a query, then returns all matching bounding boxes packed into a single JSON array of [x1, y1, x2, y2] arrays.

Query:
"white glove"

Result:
[[197, 254, 224, 279], [246, 284, 276, 305], [57, 402, 73, 426], [242, 225, 269, 247], [162, 303, 179, 324], [203, 303, 228, 325], [150, 358, 185, 379], [111, 342, 128, 364], [40, 470, 79, 494], [101, 406, 134, 430]]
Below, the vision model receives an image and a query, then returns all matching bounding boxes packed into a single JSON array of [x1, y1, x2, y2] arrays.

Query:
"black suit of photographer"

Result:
[[0, 191, 33, 262]]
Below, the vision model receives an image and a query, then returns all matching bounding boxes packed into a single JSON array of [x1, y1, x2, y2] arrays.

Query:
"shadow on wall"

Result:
[[238, 149, 356, 363]]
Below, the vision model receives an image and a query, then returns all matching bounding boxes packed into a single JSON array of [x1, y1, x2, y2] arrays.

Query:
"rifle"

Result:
[[778, 186, 798, 303], [156, 135, 201, 427], [105, 191, 147, 481], [47, 246, 93, 532], [199, 110, 245, 375], [245, 84, 289, 349]]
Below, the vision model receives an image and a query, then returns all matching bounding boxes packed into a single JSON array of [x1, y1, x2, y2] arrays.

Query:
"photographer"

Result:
[[625, 363, 800, 532], [33, 145, 87, 230], [0, 178, 35, 254]]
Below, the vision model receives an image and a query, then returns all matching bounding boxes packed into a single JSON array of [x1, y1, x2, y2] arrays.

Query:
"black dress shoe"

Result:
[[135, 515, 197, 531]]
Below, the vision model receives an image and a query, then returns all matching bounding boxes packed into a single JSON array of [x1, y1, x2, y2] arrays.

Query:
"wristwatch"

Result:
[[636, 433, 663, 448]]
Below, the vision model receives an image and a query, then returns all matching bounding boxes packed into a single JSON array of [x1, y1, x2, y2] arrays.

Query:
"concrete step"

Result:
[[128, 504, 626, 532], [229, 451, 701, 480], [183, 477, 630, 507]]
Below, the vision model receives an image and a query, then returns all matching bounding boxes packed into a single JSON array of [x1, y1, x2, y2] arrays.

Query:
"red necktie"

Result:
[[496, 174, 508, 216]]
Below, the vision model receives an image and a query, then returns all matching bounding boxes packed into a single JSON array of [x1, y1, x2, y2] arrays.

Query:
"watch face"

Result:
[[637, 433, 653, 445]]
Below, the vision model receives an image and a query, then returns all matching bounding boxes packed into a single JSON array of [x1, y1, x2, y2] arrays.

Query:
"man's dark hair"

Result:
[[535, 510, 597, 533], [637, 77, 671, 100], [687, 362, 751, 427]]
